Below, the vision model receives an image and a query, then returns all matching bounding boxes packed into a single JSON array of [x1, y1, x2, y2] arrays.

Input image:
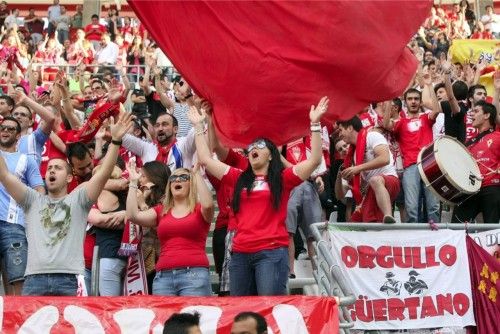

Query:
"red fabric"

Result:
[[83, 232, 96, 270], [153, 204, 210, 271], [129, 1, 430, 147], [350, 175, 400, 222], [343, 128, 368, 204], [468, 131, 500, 188], [393, 113, 435, 168], [221, 166, 302, 253], [207, 149, 248, 230], [155, 139, 176, 163], [40, 129, 78, 178], [466, 235, 500, 334], [75, 99, 120, 143], [84, 24, 107, 41]]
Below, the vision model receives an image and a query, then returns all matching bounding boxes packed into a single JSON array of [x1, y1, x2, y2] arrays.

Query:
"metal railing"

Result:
[[313, 218, 500, 333]]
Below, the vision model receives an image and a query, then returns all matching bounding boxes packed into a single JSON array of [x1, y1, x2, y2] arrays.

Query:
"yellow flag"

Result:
[[449, 39, 499, 65]]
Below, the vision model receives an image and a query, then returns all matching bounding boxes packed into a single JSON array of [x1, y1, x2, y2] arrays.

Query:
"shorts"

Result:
[[351, 175, 400, 222], [286, 181, 322, 239], [0, 221, 28, 283]]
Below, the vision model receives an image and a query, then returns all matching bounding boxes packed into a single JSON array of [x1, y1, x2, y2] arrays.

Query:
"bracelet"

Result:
[[129, 184, 138, 189], [310, 125, 322, 132], [310, 122, 321, 126], [62, 98, 70, 102], [111, 139, 122, 146], [195, 129, 205, 136]]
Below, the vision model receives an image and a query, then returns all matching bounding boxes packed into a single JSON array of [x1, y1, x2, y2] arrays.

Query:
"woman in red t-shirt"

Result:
[[189, 97, 329, 296], [126, 166, 214, 296]]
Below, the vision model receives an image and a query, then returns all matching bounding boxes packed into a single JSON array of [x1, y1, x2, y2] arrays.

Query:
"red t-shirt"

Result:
[[84, 23, 107, 41], [40, 128, 78, 178], [393, 113, 435, 168], [221, 166, 302, 253], [468, 131, 500, 188], [207, 149, 248, 230], [153, 204, 210, 271]]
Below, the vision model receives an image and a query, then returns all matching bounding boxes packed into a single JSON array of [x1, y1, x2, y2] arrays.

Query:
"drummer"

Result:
[[452, 101, 499, 223]]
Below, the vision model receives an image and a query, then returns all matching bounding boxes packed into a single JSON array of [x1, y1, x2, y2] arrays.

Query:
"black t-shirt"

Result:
[[440, 101, 466, 143], [146, 91, 166, 122]]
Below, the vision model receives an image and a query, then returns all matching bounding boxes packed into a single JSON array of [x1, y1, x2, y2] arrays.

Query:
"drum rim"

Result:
[[417, 135, 481, 204]]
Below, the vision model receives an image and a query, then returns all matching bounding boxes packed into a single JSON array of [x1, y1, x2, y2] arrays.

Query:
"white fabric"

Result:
[[432, 112, 445, 140], [356, 131, 397, 181], [328, 229, 475, 330], [154, 48, 172, 67], [97, 42, 119, 64], [481, 13, 500, 33]]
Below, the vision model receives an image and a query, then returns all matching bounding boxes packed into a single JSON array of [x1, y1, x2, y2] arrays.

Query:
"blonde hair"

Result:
[[162, 168, 197, 215]]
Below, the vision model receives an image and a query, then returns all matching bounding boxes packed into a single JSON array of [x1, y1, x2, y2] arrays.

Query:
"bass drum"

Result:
[[417, 136, 481, 205]]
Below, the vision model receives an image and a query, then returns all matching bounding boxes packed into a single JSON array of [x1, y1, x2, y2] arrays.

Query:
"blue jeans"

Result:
[[0, 221, 27, 283], [152, 267, 211, 296], [229, 247, 289, 296], [99, 258, 126, 296], [402, 164, 440, 223], [23, 273, 78, 296]]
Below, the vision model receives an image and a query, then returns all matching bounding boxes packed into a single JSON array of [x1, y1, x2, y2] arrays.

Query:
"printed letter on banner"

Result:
[[470, 228, 500, 260], [329, 230, 475, 330]]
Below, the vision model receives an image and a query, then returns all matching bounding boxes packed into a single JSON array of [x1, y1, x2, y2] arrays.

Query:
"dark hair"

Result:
[[0, 95, 15, 108], [155, 112, 178, 127], [234, 312, 268, 334], [91, 14, 99, 19], [337, 116, 363, 132], [404, 88, 422, 101], [433, 83, 445, 94], [163, 312, 200, 334], [232, 138, 283, 212], [468, 84, 487, 102], [392, 98, 402, 111], [452, 80, 468, 101], [1, 116, 21, 133], [142, 161, 171, 206], [67, 142, 91, 162], [475, 100, 497, 127]]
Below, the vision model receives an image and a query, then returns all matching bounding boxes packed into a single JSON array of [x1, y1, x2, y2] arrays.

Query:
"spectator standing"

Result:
[[55, 5, 70, 45], [481, 5, 500, 38], [24, 8, 44, 47], [127, 36, 144, 84], [67, 29, 95, 66], [0, 1, 9, 28], [47, 0, 61, 37], [71, 5, 83, 30], [4, 8, 19, 30], [0, 116, 44, 295], [96, 33, 118, 67], [85, 14, 107, 52]]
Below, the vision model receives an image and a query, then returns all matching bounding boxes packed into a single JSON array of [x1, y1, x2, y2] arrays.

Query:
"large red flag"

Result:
[[129, 1, 431, 147], [466, 235, 500, 334]]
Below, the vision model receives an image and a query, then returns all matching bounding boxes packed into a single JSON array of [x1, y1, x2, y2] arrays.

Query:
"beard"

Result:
[[0, 137, 17, 149]]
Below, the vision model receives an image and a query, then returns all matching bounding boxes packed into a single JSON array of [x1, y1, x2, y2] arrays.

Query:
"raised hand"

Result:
[[10, 88, 28, 105], [187, 105, 206, 125], [126, 159, 141, 182], [309, 96, 329, 123], [108, 78, 122, 102], [109, 110, 134, 141]]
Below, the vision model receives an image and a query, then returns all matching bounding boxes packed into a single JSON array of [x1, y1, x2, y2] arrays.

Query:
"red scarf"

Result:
[[343, 128, 368, 203], [155, 139, 176, 163]]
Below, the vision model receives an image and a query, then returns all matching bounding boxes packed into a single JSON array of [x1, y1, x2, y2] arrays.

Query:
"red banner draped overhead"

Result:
[[129, 1, 432, 147]]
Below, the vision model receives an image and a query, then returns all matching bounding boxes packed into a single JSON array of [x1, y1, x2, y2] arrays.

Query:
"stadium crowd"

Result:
[[0, 0, 498, 300]]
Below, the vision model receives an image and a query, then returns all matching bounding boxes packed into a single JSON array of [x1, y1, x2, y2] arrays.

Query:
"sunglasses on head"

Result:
[[247, 140, 266, 153], [0, 125, 17, 133], [169, 174, 190, 182]]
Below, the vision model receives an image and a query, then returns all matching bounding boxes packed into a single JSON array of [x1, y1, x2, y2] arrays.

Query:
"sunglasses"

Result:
[[247, 140, 266, 153], [0, 125, 18, 133], [169, 174, 190, 182]]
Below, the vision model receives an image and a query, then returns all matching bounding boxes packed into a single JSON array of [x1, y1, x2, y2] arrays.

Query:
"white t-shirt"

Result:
[[481, 14, 500, 33], [355, 131, 397, 182]]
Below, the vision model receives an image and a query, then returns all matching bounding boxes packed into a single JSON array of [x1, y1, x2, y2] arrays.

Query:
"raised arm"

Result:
[[188, 106, 230, 180], [125, 159, 158, 227], [421, 73, 440, 121], [293, 96, 329, 180], [85, 111, 133, 202], [11, 89, 55, 135], [205, 103, 230, 161], [382, 100, 395, 131], [54, 72, 82, 129], [442, 61, 461, 115], [0, 154, 28, 204], [153, 67, 174, 110], [194, 166, 214, 223]]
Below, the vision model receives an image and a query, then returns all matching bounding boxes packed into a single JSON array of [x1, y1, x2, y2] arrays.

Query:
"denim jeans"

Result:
[[402, 164, 440, 223], [152, 267, 212, 296], [229, 247, 289, 296], [57, 29, 69, 44], [84, 268, 92, 295], [23, 273, 78, 296], [0, 221, 27, 283], [99, 258, 126, 296]]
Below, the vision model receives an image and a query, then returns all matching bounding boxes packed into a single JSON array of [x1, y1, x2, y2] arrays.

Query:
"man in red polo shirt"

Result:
[[452, 100, 499, 223], [383, 88, 440, 223]]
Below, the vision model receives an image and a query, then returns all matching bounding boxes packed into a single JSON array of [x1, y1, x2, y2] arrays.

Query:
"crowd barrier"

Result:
[[311, 220, 499, 334]]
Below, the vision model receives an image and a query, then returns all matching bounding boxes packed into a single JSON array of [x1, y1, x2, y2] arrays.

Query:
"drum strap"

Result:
[[465, 129, 493, 147]]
